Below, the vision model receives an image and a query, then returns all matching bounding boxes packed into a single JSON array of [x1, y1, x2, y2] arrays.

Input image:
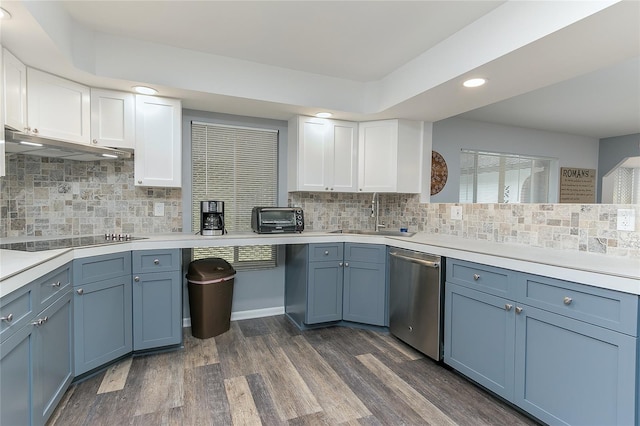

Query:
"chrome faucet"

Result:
[[371, 192, 386, 232]]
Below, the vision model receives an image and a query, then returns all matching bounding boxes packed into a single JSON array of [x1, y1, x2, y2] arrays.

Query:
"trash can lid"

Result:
[[186, 258, 236, 281]]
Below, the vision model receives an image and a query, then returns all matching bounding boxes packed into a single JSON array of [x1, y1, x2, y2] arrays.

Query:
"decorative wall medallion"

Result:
[[431, 151, 448, 195]]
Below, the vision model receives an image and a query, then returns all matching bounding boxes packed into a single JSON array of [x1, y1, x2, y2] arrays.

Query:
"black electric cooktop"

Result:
[[0, 235, 146, 252]]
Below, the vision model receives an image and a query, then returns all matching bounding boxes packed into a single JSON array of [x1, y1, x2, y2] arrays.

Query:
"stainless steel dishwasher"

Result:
[[389, 248, 443, 361]]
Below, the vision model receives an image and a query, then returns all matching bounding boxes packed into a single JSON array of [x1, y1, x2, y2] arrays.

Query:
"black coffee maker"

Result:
[[200, 201, 225, 236]]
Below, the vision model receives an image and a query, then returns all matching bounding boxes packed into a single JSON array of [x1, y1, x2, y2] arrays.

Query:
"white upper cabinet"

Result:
[[135, 95, 182, 187], [90, 88, 135, 150], [358, 119, 422, 193], [288, 116, 358, 192], [3, 48, 27, 132], [27, 68, 91, 144]]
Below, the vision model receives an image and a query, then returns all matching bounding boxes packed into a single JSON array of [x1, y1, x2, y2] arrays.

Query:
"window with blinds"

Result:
[[191, 122, 278, 269], [459, 150, 553, 203]]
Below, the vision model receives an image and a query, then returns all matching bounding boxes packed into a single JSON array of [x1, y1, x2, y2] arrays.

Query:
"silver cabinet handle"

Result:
[[563, 297, 573, 305], [32, 319, 44, 326], [345, 262, 349, 267], [138, 180, 143, 184], [1, 313, 14, 323], [473, 274, 480, 280], [515, 306, 523, 314], [24, 127, 31, 133], [339, 262, 343, 267], [505, 304, 513, 311], [76, 288, 84, 295], [324, 251, 329, 255], [154, 259, 160, 265], [51, 281, 61, 288], [32, 128, 39, 134], [92, 139, 98, 144], [134, 276, 140, 282], [325, 187, 329, 191]]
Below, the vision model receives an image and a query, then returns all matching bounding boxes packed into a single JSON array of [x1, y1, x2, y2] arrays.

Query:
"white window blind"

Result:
[[460, 150, 553, 203], [191, 122, 278, 269], [613, 167, 640, 204]]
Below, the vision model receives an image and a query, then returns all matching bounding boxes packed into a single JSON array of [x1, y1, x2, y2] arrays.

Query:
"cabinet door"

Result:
[[358, 120, 398, 192], [74, 277, 132, 375], [3, 48, 27, 132], [135, 95, 182, 187], [306, 261, 343, 324], [27, 68, 90, 144], [0, 321, 34, 426], [132, 271, 182, 351], [444, 282, 515, 401], [296, 117, 331, 191], [330, 120, 358, 192], [33, 291, 73, 426], [90, 88, 135, 149], [342, 260, 386, 326], [514, 304, 636, 426]]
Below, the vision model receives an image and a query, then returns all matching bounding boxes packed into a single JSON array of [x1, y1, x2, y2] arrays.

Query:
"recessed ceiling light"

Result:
[[132, 86, 158, 95], [0, 8, 12, 20], [315, 112, 332, 118], [463, 78, 487, 88]]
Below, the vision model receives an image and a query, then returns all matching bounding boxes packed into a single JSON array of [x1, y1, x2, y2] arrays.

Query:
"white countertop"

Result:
[[1, 231, 638, 298]]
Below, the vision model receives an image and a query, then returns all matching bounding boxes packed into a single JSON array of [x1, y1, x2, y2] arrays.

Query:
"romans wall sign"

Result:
[[559, 167, 596, 203]]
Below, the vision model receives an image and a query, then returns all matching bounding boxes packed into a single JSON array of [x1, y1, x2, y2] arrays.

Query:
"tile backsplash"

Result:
[[0, 155, 182, 237], [289, 192, 640, 258], [2, 155, 637, 259]]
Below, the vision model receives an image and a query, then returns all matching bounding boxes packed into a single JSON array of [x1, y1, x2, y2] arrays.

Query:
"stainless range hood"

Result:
[[4, 129, 132, 161]]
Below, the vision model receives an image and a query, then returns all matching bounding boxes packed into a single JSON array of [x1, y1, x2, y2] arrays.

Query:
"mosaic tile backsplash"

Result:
[[0, 155, 182, 237], [289, 192, 640, 258], [2, 155, 637, 259]]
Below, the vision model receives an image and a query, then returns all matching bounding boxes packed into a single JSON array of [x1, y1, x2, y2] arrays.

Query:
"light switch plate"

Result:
[[617, 209, 635, 231], [451, 206, 463, 220], [154, 202, 165, 217]]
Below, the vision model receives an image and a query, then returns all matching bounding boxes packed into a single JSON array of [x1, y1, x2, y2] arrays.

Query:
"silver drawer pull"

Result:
[[563, 297, 573, 305], [505, 304, 513, 311], [1, 314, 14, 323], [515, 306, 523, 314], [51, 281, 61, 288], [473, 274, 480, 281], [324, 251, 329, 255], [154, 259, 160, 265], [32, 318, 44, 326], [76, 289, 84, 295], [345, 262, 349, 267], [339, 262, 343, 267], [134, 276, 140, 282]]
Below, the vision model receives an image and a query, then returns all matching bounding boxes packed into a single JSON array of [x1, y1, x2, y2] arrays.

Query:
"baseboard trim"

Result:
[[182, 306, 285, 328]]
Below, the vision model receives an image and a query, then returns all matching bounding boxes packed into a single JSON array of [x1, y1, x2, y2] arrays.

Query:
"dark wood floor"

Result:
[[48, 316, 540, 425]]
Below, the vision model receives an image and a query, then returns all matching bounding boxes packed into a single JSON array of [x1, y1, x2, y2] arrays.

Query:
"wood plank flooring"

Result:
[[47, 316, 540, 426]]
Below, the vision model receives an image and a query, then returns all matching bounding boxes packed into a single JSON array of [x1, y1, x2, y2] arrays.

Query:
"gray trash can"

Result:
[[186, 258, 236, 339]]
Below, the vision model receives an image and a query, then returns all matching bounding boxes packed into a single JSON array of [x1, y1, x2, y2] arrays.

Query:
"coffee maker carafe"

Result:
[[200, 201, 225, 236]]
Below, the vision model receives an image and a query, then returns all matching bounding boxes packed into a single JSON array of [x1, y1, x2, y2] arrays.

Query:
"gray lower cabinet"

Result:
[[286, 243, 387, 327], [444, 258, 638, 425], [73, 252, 132, 376], [0, 263, 73, 426], [132, 249, 182, 350]]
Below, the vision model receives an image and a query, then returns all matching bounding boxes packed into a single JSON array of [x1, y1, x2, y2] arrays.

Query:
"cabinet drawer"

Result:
[[74, 252, 132, 285], [447, 259, 512, 298], [132, 249, 181, 273], [345, 243, 386, 263], [36, 263, 71, 311], [309, 243, 343, 262], [517, 274, 638, 336], [0, 283, 35, 343]]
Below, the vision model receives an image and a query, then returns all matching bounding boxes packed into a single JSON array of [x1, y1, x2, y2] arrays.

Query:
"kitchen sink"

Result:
[[330, 229, 415, 237]]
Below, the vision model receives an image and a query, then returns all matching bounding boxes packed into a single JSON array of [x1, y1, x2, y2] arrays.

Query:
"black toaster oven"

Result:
[[251, 207, 304, 233]]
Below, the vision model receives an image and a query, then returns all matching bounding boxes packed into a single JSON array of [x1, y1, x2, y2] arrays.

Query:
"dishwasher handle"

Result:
[[389, 251, 440, 268]]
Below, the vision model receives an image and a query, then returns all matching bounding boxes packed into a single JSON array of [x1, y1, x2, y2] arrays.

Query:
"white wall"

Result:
[[430, 117, 599, 203]]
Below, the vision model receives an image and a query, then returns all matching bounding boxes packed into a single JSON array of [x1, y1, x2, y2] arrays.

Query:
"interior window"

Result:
[[191, 122, 278, 269], [460, 150, 554, 203]]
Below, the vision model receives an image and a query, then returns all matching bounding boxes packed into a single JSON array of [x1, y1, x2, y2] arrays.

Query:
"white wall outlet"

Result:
[[617, 209, 635, 231], [451, 206, 463, 220], [154, 202, 165, 217]]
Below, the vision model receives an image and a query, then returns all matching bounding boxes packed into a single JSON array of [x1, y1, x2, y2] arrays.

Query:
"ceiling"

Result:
[[1, 0, 638, 139]]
